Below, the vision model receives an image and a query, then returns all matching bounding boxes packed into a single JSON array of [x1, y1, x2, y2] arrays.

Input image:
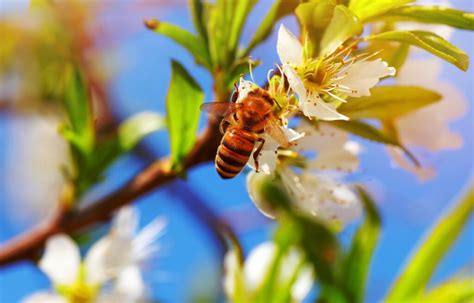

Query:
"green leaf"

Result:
[[320, 5, 363, 56], [329, 120, 399, 146], [167, 60, 204, 171], [338, 86, 441, 119], [378, 6, 474, 30], [188, 0, 209, 43], [228, 0, 257, 58], [348, 0, 414, 21], [206, 2, 227, 68], [387, 43, 410, 71], [62, 65, 94, 156], [365, 30, 469, 71], [146, 20, 212, 70], [386, 185, 474, 302], [340, 187, 381, 303], [295, 0, 337, 57], [242, 0, 300, 56], [328, 119, 420, 166], [295, 212, 340, 286], [423, 278, 474, 303], [118, 111, 166, 151]]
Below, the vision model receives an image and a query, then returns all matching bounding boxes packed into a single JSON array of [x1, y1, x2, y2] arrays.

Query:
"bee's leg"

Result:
[[219, 119, 230, 134], [253, 138, 266, 173], [230, 88, 239, 103]]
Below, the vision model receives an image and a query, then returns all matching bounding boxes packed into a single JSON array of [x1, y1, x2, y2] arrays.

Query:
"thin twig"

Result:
[[0, 118, 222, 266]]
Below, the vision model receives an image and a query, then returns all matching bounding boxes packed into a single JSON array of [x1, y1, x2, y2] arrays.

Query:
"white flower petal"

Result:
[[253, 150, 278, 174], [277, 25, 303, 66], [301, 95, 349, 121], [243, 242, 276, 292], [294, 123, 360, 172], [132, 216, 167, 262], [279, 169, 362, 226], [246, 171, 277, 218], [292, 265, 314, 301], [84, 237, 112, 285], [310, 178, 362, 224], [397, 58, 441, 84], [387, 147, 436, 181], [223, 249, 241, 298], [278, 247, 313, 300], [334, 59, 395, 97], [296, 122, 347, 152], [111, 206, 138, 239], [114, 265, 145, 300], [22, 292, 67, 303], [283, 127, 306, 144], [395, 58, 467, 152], [282, 65, 306, 100], [247, 126, 303, 175], [39, 234, 80, 286], [237, 78, 257, 102], [311, 141, 361, 172], [6, 114, 69, 222]]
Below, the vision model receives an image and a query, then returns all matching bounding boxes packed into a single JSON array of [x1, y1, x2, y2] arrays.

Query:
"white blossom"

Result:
[[223, 242, 313, 302], [246, 120, 361, 224], [277, 24, 395, 121], [6, 113, 70, 223], [280, 168, 361, 225], [23, 206, 166, 303], [388, 58, 467, 181], [296, 122, 361, 173], [247, 169, 362, 227]]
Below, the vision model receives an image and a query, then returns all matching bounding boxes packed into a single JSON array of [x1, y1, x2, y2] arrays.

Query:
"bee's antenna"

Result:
[[248, 57, 255, 83]]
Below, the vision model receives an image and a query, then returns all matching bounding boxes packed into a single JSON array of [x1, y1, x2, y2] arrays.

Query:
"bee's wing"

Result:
[[200, 102, 242, 117], [264, 117, 290, 148]]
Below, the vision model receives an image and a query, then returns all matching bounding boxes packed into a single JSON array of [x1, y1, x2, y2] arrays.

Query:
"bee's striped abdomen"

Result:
[[216, 127, 256, 179]]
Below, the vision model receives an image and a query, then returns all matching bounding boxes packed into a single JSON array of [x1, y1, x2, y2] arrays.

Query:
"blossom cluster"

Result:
[[233, 21, 467, 229], [238, 25, 394, 227]]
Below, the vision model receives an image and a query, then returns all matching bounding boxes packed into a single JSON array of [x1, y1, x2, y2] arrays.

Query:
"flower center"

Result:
[[57, 282, 98, 303]]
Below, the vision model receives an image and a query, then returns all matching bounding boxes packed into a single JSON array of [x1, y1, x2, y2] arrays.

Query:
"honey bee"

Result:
[[201, 86, 289, 179]]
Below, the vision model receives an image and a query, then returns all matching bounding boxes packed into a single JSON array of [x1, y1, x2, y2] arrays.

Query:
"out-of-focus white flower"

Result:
[[86, 206, 167, 301], [388, 58, 467, 181], [277, 25, 395, 121], [223, 242, 314, 303], [6, 113, 70, 223], [23, 234, 105, 303], [23, 206, 166, 303]]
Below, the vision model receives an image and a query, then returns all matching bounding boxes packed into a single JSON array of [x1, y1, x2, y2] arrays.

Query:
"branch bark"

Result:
[[0, 118, 222, 266]]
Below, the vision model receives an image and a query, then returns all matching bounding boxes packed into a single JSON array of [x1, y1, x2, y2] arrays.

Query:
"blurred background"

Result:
[[0, 0, 472, 302]]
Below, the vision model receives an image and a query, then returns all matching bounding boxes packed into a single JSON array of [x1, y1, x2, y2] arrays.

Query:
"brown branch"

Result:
[[0, 101, 10, 113], [0, 117, 222, 266]]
